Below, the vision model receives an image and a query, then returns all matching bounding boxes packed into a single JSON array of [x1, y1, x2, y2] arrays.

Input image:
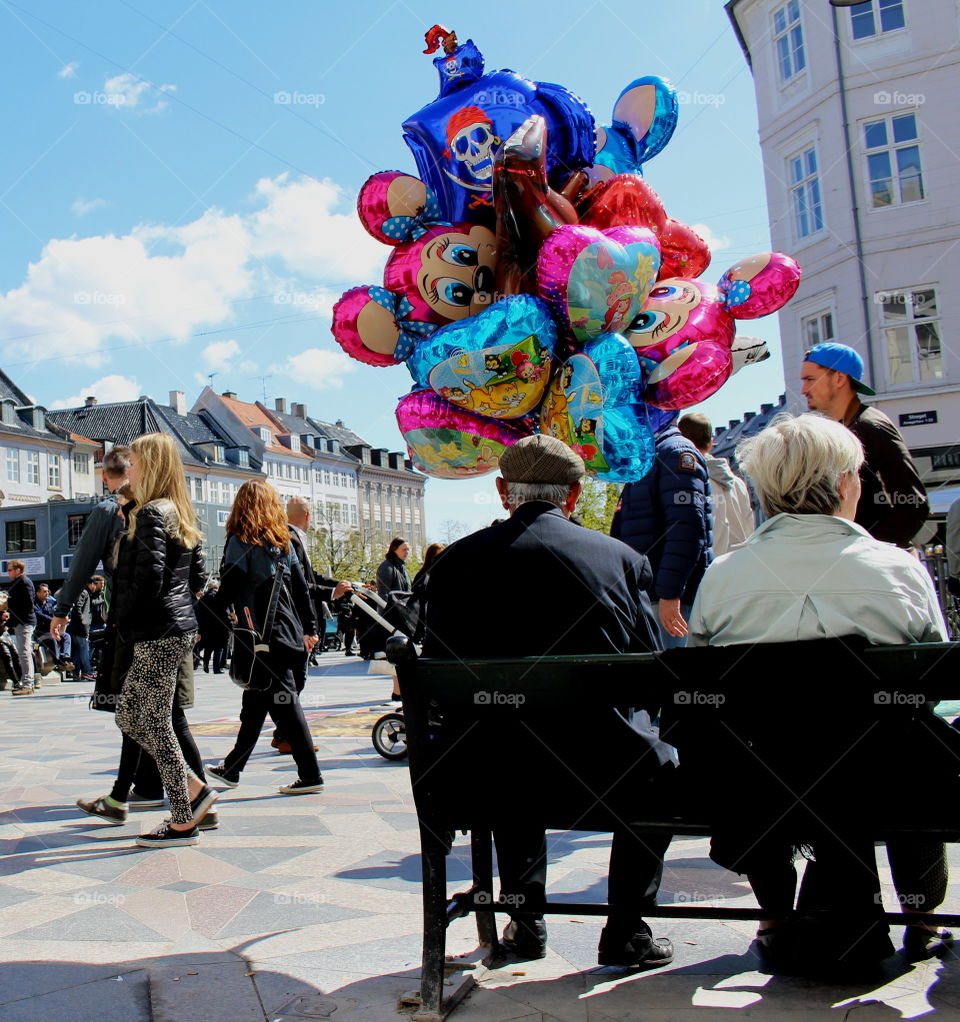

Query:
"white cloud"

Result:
[[250, 174, 383, 283], [103, 73, 176, 113], [691, 223, 732, 253], [51, 374, 141, 409], [275, 348, 358, 390], [0, 173, 383, 368], [71, 197, 108, 217], [58, 62, 79, 79], [202, 339, 241, 372]]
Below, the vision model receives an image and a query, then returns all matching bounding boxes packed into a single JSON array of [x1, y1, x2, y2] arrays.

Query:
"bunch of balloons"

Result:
[[332, 26, 801, 481]]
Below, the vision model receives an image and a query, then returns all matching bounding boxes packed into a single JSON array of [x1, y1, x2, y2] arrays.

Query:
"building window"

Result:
[[193, 477, 203, 502], [67, 513, 88, 547], [773, 0, 805, 83], [789, 146, 823, 239], [864, 114, 924, 208], [48, 453, 61, 488], [802, 311, 835, 349], [26, 451, 39, 485], [850, 0, 905, 40], [284, 463, 292, 479], [879, 287, 942, 386], [73, 453, 90, 474], [7, 520, 37, 553], [6, 449, 19, 483], [238, 449, 249, 468]]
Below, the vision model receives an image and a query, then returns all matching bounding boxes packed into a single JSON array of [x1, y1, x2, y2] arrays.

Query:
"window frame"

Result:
[[863, 112, 925, 210], [6, 448, 19, 483], [6, 519, 37, 553], [801, 310, 836, 351], [876, 285, 943, 388], [48, 453, 61, 489], [67, 513, 89, 548], [25, 451, 39, 485], [773, 0, 806, 84], [787, 144, 824, 241], [849, 0, 906, 41]]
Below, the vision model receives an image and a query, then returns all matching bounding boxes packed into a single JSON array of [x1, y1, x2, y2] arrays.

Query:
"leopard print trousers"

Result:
[[116, 633, 198, 825]]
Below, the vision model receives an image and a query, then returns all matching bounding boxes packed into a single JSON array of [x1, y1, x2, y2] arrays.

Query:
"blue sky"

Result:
[[0, 0, 788, 532]]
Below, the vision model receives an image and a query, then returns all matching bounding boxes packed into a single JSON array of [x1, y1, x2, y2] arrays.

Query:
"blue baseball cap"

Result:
[[802, 343, 876, 396]]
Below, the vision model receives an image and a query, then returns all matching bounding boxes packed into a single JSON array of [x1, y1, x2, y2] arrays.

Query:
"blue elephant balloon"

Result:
[[402, 35, 596, 225], [540, 331, 655, 482], [592, 76, 679, 178]]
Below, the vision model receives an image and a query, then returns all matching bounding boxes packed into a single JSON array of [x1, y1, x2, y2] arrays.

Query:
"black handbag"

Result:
[[229, 554, 287, 692]]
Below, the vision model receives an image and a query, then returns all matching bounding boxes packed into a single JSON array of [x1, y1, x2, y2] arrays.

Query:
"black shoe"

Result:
[[189, 785, 218, 826], [207, 763, 240, 788], [278, 777, 324, 794], [598, 922, 674, 968], [127, 788, 165, 808], [344, 650, 355, 656], [902, 926, 954, 961], [501, 917, 547, 960], [198, 810, 219, 831], [76, 795, 127, 825], [135, 820, 200, 847]]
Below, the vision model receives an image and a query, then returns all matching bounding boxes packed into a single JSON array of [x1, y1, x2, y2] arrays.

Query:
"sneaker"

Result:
[[278, 777, 324, 795], [189, 785, 218, 826], [77, 795, 127, 825], [501, 918, 548, 960], [135, 820, 200, 847], [198, 810, 219, 831], [127, 788, 165, 808], [597, 922, 674, 968], [11, 685, 35, 696], [207, 763, 240, 788]]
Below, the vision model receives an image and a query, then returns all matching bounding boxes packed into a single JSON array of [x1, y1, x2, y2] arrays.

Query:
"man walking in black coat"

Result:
[[423, 434, 676, 968], [4, 560, 37, 694]]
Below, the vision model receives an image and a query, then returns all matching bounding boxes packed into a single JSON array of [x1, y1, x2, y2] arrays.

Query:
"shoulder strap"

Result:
[[260, 550, 287, 642]]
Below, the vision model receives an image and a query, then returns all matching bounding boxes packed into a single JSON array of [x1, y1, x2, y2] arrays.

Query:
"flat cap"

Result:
[[499, 434, 584, 485]]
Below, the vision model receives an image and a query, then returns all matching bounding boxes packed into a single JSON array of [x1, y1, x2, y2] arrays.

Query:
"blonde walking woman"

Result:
[[113, 433, 212, 847]]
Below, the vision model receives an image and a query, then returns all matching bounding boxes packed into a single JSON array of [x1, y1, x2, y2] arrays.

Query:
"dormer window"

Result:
[[289, 435, 300, 453], [212, 445, 224, 462], [238, 449, 250, 468], [257, 427, 272, 442]]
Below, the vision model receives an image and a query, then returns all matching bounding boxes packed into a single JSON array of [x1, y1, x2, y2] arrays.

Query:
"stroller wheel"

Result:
[[372, 712, 407, 761]]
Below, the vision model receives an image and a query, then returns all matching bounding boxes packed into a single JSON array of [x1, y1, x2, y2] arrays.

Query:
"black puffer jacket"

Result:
[[114, 499, 206, 642]]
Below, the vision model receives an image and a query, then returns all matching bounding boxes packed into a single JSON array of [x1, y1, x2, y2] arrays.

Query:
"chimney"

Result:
[[728, 420, 739, 430], [275, 398, 286, 413], [743, 411, 756, 421], [292, 402, 307, 418], [335, 419, 344, 427], [221, 390, 237, 399], [84, 396, 97, 407], [761, 403, 774, 414], [169, 390, 186, 416]]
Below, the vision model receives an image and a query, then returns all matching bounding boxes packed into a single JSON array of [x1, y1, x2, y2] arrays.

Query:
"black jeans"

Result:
[[111, 704, 206, 803], [203, 646, 227, 673], [225, 653, 320, 781], [494, 826, 671, 931]]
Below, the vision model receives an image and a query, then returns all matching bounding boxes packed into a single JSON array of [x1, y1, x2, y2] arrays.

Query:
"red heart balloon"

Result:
[[658, 218, 710, 279], [578, 174, 667, 235]]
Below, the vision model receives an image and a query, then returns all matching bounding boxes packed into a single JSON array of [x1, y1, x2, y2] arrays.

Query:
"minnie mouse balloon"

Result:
[[537, 225, 660, 345], [540, 332, 655, 482], [408, 294, 557, 419], [396, 389, 533, 478]]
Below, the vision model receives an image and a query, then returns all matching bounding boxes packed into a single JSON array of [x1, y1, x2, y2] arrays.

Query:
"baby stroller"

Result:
[[351, 588, 419, 761]]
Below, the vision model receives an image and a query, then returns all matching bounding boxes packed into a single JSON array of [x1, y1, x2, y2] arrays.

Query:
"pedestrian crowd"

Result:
[[4, 343, 956, 976]]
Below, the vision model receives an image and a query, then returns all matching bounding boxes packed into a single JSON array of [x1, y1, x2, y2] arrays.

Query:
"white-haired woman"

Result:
[[687, 413, 948, 970]]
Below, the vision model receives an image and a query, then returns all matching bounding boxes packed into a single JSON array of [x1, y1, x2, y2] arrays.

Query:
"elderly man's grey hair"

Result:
[[500, 481, 576, 509], [736, 412, 864, 518]]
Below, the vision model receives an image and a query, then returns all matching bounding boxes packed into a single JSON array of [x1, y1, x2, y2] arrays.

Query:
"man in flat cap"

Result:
[[423, 434, 675, 969]]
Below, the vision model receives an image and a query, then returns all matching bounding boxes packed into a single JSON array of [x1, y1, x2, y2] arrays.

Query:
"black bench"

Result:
[[387, 636, 960, 1021]]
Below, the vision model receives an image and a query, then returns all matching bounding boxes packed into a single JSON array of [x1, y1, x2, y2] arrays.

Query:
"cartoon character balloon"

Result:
[[402, 26, 595, 224], [625, 252, 802, 410], [396, 389, 533, 478], [540, 332, 655, 481], [589, 76, 679, 182], [331, 171, 496, 367]]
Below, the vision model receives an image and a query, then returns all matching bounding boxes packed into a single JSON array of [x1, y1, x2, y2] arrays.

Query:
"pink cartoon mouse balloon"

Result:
[[331, 170, 497, 367], [625, 252, 801, 410]]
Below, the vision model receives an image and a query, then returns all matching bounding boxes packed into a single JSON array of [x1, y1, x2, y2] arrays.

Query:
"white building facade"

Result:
[[727, 0, 960, 497]]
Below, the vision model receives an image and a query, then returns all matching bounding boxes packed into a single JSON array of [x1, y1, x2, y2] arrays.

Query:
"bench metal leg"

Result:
[[415, 822, 449, 1020], [471, 828, 498, 948]]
